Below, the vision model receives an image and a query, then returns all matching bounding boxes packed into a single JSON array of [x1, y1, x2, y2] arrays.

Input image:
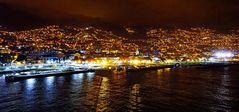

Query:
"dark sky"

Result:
[[1, 0, 239, 28]]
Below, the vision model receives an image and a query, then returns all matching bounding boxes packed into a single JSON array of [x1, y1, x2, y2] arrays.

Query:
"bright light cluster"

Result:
[[214, 51, 234, 58]]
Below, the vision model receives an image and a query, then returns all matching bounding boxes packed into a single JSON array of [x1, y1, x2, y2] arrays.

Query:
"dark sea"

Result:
[[1, 66, 239, 112]]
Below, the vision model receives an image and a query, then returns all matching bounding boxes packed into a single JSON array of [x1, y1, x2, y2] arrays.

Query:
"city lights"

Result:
[[1, 1, 239, 112], [214, 51, 234, 58]]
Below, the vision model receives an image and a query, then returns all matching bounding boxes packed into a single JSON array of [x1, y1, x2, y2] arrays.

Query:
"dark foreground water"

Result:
[[1, 66, 239, 112]]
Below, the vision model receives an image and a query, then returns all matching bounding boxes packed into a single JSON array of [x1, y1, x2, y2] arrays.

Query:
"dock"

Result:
[[4, 65, 176, 82], [0, 69, 36, 74], [5, 62, 238, 82], [5, 69, 95, 82]]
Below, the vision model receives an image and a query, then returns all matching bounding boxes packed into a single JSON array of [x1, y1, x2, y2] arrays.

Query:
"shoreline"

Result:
[[5, 70, 96, 82], [4, 62, 239, 82], [4, 65, 175, 82]]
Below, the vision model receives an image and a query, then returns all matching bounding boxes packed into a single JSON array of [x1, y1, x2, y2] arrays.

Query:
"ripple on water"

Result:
[[0, 67, 239, 111]]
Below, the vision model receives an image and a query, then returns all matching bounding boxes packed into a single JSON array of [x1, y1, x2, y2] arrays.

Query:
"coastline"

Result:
[[3, 62, 239, 82]]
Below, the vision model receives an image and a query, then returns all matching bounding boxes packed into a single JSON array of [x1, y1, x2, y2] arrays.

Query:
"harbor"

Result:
[[3, 64, 175, 82], [2, 61, 239, 82], [1, 61, 239, 112]]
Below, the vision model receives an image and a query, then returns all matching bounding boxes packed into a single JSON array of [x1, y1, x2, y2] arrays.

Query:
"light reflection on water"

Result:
[[96, 77, 109, 111], [210, 67, 233, 111], [129, 84, 142, 111], [157, 68, 172, 75], [25, 79, 36, 92], [72, 73, 84, 81], [0, 67, 239, 112], [45, 76, 55, 87], [43, 76, 56, 104], [87, 72, 95, 80]]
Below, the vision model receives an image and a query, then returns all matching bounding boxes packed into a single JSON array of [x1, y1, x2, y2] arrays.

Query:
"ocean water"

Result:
[[0, 66, 239, 112]]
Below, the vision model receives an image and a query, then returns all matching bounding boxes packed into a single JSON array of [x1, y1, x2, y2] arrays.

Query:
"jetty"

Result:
[[4, 62, 239, 82], [4, 64, 176, 82], [5, 69, 95, 82]]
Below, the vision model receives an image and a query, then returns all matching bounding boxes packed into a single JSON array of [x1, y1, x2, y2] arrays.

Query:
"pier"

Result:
[[5, 69, 96, 82], [3, 61, 239, 82], [4, 64, 176, 82]]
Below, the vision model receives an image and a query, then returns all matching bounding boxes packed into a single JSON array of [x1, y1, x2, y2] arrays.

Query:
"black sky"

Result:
[[1, 0, 239, 28]]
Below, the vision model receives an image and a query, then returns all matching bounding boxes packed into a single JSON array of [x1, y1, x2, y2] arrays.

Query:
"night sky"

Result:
[[1, 0, 239, 28]]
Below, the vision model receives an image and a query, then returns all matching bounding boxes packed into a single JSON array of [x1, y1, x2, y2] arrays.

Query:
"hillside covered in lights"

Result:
[[1, 26, 239, 63]]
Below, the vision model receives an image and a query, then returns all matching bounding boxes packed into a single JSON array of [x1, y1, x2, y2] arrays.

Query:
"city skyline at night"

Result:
[[1, 1, 239, 112]]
